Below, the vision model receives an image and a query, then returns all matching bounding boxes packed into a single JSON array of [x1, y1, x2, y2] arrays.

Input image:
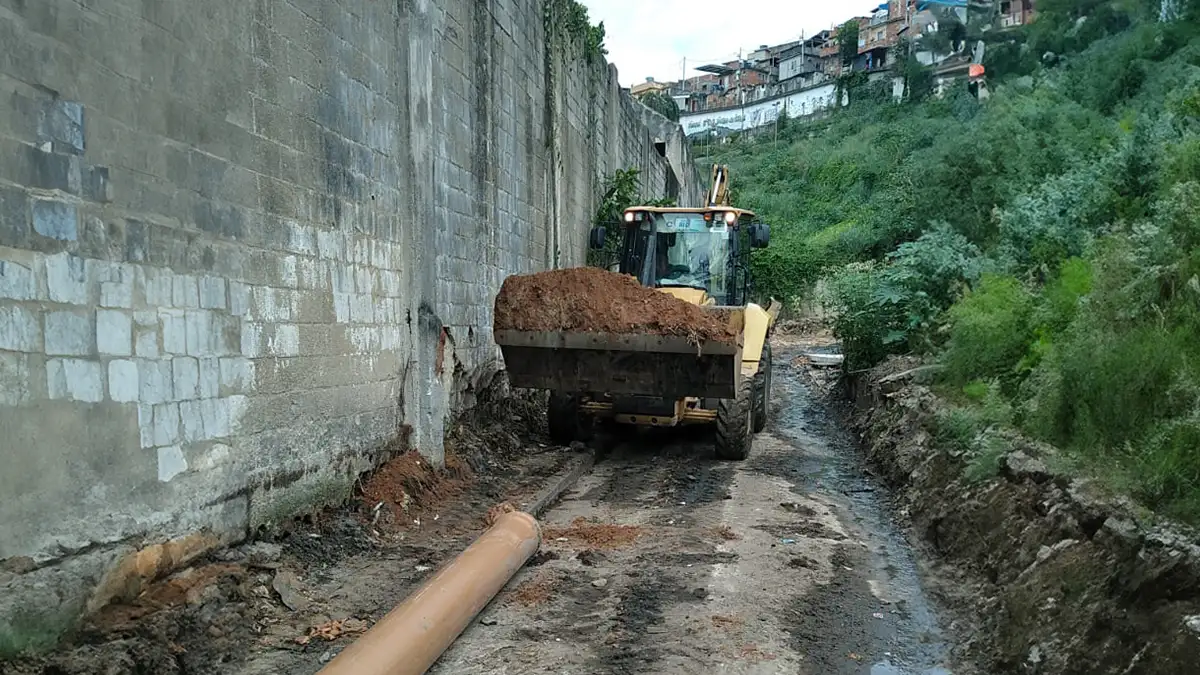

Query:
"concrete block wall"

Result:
[[0, 0, 702, 650]]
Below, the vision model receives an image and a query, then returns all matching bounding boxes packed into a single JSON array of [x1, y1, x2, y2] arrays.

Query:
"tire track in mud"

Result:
[[571, 441, 738, 673]]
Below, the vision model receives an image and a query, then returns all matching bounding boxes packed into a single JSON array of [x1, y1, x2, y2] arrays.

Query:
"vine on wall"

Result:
[[543, 0, 607, 63], [586, 168, 677, 268]]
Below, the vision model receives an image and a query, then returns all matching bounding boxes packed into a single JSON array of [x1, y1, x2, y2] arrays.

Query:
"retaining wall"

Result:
[[0, 0, 702, 650]]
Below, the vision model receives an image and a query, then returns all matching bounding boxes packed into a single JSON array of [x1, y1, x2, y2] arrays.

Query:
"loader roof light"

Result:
[[723, 211, 737, 225], [624, 211, 635, 223]]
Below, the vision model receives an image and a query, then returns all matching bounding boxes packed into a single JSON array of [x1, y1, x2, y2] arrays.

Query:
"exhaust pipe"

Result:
[[317, 510, 542, 675]]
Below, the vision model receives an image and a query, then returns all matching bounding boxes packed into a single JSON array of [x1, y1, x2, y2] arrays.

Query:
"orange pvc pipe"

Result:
[[317, 510, 542, 675]]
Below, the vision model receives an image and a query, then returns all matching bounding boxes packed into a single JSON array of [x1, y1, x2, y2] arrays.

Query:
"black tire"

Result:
[[548, 392, 589, 445], [752, 342, 773, 433], [715, 378, 754, 460]]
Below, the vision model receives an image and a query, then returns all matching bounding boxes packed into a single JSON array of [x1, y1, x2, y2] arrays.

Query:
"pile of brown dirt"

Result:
[[493, 267, 738, 343], [6, 565, 254, 675], [544, 517, 642, 549], [360, 451, 474, 528]]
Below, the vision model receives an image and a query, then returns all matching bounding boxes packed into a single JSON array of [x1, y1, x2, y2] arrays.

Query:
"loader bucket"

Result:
[[495, 309, 744, 400]]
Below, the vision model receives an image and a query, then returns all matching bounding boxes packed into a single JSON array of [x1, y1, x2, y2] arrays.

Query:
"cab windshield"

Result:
[[651, 213, 732, 301]]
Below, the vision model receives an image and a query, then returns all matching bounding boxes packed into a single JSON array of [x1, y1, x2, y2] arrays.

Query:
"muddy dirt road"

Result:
[[431, 337, 956, 675], [2, 338, 961, 675]]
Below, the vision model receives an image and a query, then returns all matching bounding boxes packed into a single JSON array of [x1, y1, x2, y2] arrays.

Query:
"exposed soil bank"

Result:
[[493, 267, 736, 342], [850, 357, 1200, 675]]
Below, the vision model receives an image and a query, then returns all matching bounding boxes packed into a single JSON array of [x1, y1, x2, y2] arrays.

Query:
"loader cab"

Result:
[[590, 208, 769, 306]]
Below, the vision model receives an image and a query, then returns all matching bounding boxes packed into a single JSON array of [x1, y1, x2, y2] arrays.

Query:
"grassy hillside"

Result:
[[701, 1, 1200, 520]]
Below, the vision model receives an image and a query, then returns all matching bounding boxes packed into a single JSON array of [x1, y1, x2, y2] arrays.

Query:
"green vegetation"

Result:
[[545, 0, 607, 62], [836, 20, 860, 66], [700, 2, 1200, 521], [586, 168, 675, 267], [641, 91, 681, 121]]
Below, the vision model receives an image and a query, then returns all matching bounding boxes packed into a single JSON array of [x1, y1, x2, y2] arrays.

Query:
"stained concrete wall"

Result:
[[0, 0, 703, 649], [680, 82, 842, 137]]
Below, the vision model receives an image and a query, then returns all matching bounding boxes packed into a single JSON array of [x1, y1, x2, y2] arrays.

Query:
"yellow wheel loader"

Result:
[[495, 166, 779, 460]]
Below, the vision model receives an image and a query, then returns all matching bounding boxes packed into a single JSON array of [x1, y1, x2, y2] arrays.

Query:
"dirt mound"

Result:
[[359, 451, 474, 530], [544, 517, 642, 549], [85, 564, 247, 631], [484, 501, 518, 526], [493, 267, 738, 343]]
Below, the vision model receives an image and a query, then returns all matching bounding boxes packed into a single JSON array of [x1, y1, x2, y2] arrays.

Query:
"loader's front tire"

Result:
[[715, 379, 754, 461], [752, 342, 773, 433], [548, 392, 589, 445]]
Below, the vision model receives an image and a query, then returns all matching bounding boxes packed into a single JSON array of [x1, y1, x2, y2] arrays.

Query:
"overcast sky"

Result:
[[578, 0, 877, 87]]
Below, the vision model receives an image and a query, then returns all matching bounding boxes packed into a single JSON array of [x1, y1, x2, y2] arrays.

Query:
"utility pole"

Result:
[[802, 29, 808, 85], [737, 48, 745, 134], [773, 102, 779, 149]]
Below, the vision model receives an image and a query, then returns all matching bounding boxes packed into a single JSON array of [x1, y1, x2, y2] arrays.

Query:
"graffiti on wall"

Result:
[[680, 83, 841, 136]]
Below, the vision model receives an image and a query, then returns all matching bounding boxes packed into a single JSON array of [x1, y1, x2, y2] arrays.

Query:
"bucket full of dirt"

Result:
[[493, 267, 743, 399]]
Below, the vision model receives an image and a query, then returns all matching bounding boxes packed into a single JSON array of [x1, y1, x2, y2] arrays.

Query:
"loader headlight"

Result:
[[724, 211, 737, 225], [625, 211, 636, 223]]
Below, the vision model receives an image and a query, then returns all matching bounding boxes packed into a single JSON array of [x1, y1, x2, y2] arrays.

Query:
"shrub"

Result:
[[1025, 322, 1196, 451], [827, 226, 982, 369], [1133, 413, 1200, 517], [828, 263, 900, 368], [941, 275, 1034, 391]]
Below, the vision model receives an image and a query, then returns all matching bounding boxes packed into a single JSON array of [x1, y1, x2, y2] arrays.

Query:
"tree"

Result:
[[641, 91, 680, 121], [903, 56, 934, 102], [837, 20, 860, 67], [587, 21, 608, 58]]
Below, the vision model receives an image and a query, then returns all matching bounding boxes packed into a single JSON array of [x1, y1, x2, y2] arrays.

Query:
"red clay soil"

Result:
[[360, 451, 474, 528], [543, 517, 643, 550], [493, 267, 738, 343], [510, 572, 557, 607]]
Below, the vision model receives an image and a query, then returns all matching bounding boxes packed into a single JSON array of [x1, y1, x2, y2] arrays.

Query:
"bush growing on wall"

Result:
[[641, 92, 680, 121], [586, 168, 675, 269]]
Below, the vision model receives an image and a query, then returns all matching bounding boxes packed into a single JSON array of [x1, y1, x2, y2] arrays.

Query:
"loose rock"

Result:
[[245, 542, 284, 568], [272, 570, 309, 611]]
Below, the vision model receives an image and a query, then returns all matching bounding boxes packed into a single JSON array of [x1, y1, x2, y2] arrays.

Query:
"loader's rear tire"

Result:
[[752, 342, 773, 433], [715, 379, 754, 461], [548, 392, 590, 445]]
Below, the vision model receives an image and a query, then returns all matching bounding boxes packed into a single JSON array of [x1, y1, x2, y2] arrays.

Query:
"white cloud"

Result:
[[578, 0, 876, 86]]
